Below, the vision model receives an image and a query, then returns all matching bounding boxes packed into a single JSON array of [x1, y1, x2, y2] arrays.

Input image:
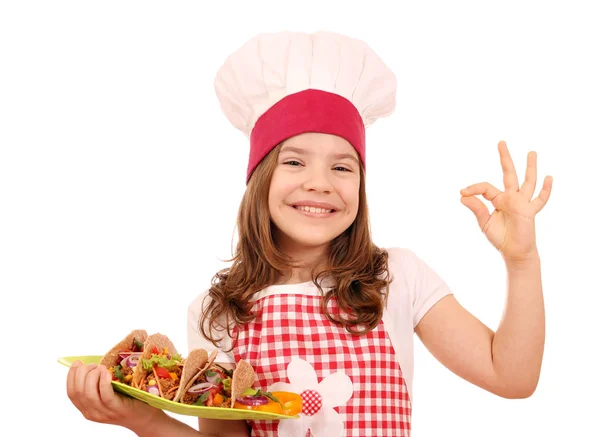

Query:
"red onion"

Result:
[[235, 396, 269, 406], [187, 382, 215, 394], [118, 351, 135, 359], [147, 385, 160, 396], [120, 352, 142, 368]]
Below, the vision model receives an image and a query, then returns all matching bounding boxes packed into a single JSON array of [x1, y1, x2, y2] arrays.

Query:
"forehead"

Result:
[[280, 133, 358, 159]]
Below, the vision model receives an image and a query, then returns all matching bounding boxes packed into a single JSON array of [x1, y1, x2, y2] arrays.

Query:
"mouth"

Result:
[[291, 205, 337, 217]]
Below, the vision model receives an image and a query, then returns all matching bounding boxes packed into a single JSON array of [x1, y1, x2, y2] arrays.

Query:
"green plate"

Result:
[[58, 356, 298, 420]]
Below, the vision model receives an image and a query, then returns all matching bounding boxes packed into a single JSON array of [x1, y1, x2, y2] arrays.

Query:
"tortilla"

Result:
[[205, 350, 218, 371], [172, 348, 210, 402], [132, 333, 179, 388], [176, 350, 218, 402], [99, 329, 148, 368], [229, 359, 255, 408]]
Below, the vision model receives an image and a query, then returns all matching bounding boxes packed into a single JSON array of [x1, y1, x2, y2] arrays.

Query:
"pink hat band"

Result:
[[247, 89, 366, 182]]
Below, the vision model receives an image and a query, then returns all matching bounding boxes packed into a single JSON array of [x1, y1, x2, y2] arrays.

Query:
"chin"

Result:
[[291, 235, 335, 248], [281, 228, 345, 248]]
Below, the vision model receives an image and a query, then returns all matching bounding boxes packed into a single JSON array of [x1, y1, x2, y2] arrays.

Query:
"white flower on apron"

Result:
[[268, 358, 353, 437]]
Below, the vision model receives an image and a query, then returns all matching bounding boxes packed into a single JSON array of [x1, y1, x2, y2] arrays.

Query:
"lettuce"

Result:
[[141, 353, 183, 371], [222, 377, 231, 392]]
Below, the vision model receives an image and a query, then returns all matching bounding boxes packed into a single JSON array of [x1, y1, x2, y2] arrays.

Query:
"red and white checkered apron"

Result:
[[232, 292, 411, 437]]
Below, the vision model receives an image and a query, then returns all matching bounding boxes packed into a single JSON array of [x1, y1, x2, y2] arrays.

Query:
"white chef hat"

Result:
[[214, 31, 397, 182]]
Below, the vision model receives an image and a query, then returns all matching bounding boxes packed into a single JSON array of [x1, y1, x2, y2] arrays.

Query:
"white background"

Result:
[[1, 1, 598, 436]]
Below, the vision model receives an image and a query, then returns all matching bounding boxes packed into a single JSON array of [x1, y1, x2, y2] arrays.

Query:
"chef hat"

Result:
[[214, 31, 397, 182]]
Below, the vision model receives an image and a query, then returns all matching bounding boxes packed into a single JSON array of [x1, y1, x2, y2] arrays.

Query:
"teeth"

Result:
[[295, 205, 332, 214]]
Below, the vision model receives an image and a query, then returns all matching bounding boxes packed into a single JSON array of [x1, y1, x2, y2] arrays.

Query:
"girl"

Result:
[[66, 31, 553, 437]]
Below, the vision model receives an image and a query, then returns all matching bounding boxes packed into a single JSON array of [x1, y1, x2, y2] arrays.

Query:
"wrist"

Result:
[[122, 406, 168, 436], [504, 249, 541, 271]]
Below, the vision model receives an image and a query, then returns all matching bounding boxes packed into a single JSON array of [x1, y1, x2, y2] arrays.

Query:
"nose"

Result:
[[302, 164, 333, 194]]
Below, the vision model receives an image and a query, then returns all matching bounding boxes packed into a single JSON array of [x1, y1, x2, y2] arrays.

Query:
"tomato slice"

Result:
[[154, 366, 171, 379], [205, 392, 214, 406], [152, 345, 160, 355]]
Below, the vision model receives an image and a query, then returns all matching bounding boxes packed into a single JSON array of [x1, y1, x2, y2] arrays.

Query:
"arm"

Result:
[[415, 141, 551, 399], [129, 410, 217, 437], [127, 408, 249, 437], [196, 419, 250, 437], [415, 252, 544, 399]]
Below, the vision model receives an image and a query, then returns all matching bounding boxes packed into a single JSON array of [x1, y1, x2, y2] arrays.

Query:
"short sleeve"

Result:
[[387, 248, 453, 329], [187, 290, 235, 364]]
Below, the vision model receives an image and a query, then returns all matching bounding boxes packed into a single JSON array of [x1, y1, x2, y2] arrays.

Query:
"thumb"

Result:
[[460, 195, 490, 230]]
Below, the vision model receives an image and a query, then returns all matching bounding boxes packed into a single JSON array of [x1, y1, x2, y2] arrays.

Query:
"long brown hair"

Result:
[[200, 143, 391, 348]]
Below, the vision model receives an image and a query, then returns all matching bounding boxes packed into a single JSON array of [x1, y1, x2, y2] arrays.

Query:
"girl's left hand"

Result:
[[459, 141, 553, 264]]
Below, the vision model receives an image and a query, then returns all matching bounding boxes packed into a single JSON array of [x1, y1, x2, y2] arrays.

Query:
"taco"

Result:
[[100, 329, 148, 386], [176, 351, 255, 408], [132, 333, 186, 400]]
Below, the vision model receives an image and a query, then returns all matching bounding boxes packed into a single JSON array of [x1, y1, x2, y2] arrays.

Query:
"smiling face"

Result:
[[268, 132, 361, 254]]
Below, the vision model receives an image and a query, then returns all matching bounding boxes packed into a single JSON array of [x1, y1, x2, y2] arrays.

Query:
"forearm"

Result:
[[125, 410, 217, 437], [491, 249, 545, 397]]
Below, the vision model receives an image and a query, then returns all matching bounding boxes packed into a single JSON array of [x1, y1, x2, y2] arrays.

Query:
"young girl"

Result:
[[66, 31, 553, 437]]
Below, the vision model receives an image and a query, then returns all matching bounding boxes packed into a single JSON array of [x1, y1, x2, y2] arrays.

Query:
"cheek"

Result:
[[267, 186, 281, 217], [339, 183, 360, 213], [270, 173, 297, 200], [268, 175, 292, 211]]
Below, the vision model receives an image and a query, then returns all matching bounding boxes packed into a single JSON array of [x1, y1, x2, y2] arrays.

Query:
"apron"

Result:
[[232, 290, 411, 437]]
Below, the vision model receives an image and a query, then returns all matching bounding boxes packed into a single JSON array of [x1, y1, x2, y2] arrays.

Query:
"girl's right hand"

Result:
[[66, 360, 159, 430]]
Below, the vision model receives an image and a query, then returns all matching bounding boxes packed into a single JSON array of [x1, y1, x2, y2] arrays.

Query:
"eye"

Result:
[[283, 160, 302, 166], [333, 166, 351, 172]]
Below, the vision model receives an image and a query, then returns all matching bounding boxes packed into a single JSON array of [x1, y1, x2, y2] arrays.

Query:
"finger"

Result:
[[72, 363, 97, 418], [460, 182, 504, 209], [520, 151, 537, 200], [531, 175, 553, 213], [98, 366, 119, 410], [84, 365, 111, 421], [67, 361, 85, 411], [85, 365, 105, 405], [498, 141, 520, 191], [67, 360, 82, 400], [75, 363, 97, 395], [460, 195, 492, 230]]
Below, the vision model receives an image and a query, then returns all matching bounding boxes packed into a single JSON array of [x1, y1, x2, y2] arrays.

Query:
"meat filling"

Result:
[[139, 366, 183, 401]]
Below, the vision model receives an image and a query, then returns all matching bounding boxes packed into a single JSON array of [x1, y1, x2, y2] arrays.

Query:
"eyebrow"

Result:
[[280, 146, 360, 165]]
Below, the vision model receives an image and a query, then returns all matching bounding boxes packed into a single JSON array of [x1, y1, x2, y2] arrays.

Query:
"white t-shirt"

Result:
[[187, 247, 453, 402]]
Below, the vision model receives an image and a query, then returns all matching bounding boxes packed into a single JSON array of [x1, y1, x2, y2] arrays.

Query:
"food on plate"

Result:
[[176, 350, 241, 406], [233, 389, 303, 416], [100, 329, 148, 386], [177, 353, 302, 416], [132, 333, 186, 400], [95, 332, 302, 415]]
